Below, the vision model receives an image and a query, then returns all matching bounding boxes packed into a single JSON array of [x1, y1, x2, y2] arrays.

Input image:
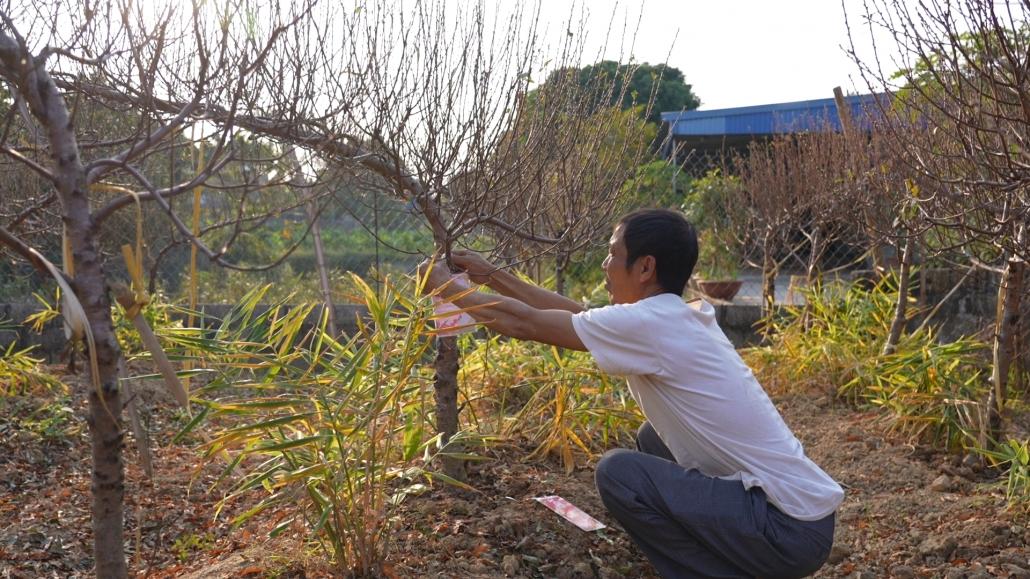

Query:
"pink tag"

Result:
[[533, 495, 606, 531], [432, 274, 476, 336]]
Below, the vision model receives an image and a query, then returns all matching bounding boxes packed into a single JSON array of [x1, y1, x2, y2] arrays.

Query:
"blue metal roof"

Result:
[[661, 94, 883, 137]]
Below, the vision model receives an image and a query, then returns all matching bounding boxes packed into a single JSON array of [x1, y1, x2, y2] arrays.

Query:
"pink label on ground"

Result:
[[533, 495, 606, 531]]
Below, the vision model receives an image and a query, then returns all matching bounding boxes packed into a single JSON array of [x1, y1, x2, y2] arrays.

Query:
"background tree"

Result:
[[0, 1, 356, 576], [543, 60, 701, 125], [290, 2, 662, 479], [736, 135, 820, 314], [848, 0, 1030, 444], [506, 58, 693, 293]]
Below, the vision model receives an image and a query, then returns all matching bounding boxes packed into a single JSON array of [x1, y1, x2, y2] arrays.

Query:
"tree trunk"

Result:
[[555, 252, 568, 297], [82, 257, 126, 579], [22, 50, 128, 579], [762, 251, 777, 319], [883, 235, 915, 356], [307, 201, 337, 336], [433, 335, 467, 483], [917, 240, 927, 326], [987, 257, 1025, 448], [800, 229, 826, 328], [805, 228, 823, 285]]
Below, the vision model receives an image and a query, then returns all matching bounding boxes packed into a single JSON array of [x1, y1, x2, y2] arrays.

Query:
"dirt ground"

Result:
[[2, 369, 1029, 579]]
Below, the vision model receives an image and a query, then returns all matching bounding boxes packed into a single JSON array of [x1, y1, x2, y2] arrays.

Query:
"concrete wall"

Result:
[[714, 267, 1000, 348]]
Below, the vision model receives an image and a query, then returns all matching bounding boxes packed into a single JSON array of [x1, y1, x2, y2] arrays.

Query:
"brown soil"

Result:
[[1, 369, 1028, 579]]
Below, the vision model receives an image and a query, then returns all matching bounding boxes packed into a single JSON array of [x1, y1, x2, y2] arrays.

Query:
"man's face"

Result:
[[602, 226, 636, 305]]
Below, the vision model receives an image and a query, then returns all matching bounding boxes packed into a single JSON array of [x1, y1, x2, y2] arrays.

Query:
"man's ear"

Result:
[[638, 255, 658, 283]]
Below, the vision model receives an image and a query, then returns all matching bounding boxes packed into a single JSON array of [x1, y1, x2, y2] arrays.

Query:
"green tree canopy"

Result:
[[540, 60, 701, 124]]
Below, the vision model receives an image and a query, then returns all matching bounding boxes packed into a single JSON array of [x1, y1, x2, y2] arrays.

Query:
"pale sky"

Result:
[[530, 0, 906, 111]]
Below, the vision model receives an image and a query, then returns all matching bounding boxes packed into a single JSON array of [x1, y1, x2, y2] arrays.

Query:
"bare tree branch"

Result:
[[91, 150, 236, 223], [0, 225, 63, 279], [0, 145, 54, 181]]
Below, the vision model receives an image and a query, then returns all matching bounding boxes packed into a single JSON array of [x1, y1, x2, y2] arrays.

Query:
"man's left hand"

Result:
[[417, 257, 453, 294]]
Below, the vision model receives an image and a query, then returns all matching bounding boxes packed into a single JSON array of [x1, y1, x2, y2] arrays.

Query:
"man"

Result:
[[420, 208, 842, 579]]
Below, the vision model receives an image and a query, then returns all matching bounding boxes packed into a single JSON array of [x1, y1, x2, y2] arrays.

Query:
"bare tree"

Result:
[[0, 1, 663, 574], [0, 1, 349, 576], [737, 129, 860, 315], [847, 0, 1030, 444], [303, 2, 660, 480]]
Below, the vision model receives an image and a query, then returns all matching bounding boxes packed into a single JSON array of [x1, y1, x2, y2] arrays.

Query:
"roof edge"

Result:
[[660, 94, 877, 123]]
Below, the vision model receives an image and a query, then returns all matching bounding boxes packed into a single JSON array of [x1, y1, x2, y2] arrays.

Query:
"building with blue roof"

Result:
[[660, 93, 883, 171]]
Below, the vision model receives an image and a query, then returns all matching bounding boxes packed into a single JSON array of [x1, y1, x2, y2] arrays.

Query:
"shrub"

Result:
[[173, 277, 480, 575], [461, 335, 642, 473], [978, 438, 1030, 512], [743, 276, 989, 452], [0, 317, 63, 396]]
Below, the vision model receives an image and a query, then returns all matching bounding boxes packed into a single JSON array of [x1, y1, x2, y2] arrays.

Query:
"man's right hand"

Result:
[[451, 249, 585, 314], [450, 249, 498, 285]]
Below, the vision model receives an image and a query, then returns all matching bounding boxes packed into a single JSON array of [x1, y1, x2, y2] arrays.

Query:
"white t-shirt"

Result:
[[571, 293, 844, 521]]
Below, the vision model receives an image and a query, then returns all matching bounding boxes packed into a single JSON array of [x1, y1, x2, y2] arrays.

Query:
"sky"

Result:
[[529, 0, 907, 111]]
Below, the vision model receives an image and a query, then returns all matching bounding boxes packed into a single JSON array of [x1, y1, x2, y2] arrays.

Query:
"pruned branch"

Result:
[[0, 145, 54, 181], [0, 225, 63, 280]]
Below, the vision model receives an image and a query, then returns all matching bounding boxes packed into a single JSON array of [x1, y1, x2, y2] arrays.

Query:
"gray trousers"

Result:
[[594, 422, 835, 579]]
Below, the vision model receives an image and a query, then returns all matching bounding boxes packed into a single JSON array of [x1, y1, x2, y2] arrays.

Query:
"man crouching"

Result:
[[419, 208, 841, 579]]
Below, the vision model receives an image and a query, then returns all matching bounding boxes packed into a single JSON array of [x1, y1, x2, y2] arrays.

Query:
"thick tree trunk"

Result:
[[987, 257, 1025, 448], [58, 108, 127, 579], [433, 335, 467, 483], [3, 42, 128, 578], [883, 235, 915, 356]]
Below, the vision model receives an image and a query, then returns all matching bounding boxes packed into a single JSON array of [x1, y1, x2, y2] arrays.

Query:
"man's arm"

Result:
[[421, 259, 587, 351], [450, 250, 586, 314]]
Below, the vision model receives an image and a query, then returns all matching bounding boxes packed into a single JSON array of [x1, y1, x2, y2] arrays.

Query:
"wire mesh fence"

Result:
[[153, 192, 435, 306]]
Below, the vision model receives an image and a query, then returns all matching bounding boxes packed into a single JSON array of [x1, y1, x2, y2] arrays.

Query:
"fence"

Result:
[[0, 186, 434, 306]]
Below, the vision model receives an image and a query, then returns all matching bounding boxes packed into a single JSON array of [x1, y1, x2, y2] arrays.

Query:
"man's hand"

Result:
[[420, 254, 586, 351], [450, 249, 498, 285], [450, 249, 585, 314], [417, 257, 455, 294]]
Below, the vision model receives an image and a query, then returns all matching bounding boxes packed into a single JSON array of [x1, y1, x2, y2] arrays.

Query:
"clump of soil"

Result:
[[2, 369, 1029, 579]]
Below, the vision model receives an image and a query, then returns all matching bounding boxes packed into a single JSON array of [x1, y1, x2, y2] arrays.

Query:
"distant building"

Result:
[[660, 94, 882, 175]]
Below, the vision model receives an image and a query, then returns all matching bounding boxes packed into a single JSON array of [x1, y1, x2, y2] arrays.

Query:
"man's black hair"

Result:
[[617, 208, 698, 296]]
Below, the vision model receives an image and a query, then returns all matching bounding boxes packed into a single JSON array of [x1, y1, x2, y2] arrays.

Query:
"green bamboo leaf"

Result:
[[229, 495, 280, 528], [435, 452, 486, 461], [310, 503, 333, 534], [403, 414, 423, 462], [128, 368, 215, 381], [221, 411, 315, 432], [171, 405, 211, 445], [269, 518, 295, 537], [254, 435, 328, 452], [423, 471, 478, 492], [218, 400, 312, 412], [277, 464, 331, 486]]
